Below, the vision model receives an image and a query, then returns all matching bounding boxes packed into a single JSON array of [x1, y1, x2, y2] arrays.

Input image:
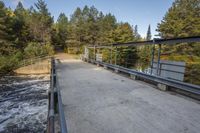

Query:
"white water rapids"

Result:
[[0, 75, 49, 133]]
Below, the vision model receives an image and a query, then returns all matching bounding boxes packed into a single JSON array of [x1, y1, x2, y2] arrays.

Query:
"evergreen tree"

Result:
[[13, 2, 30, 49], [134, 25, 141, 40], [110, 23, 137, 67], [34, 0, 50, 16], [146, 24, 152, 40], [85, 6, 99, 45], [67, 7, 84, 48], [15, 1, 24, 13], [157, 0, 200, 38], [0, 1, 16, 55], [28, 0, 53, 43], [55, 13, 68, 49], [157, 0, 200, 85], [157, 0, 200, 55], [138, 24, 152, 64], [98, 13, 117, 45], [114, 23, 134, 43]]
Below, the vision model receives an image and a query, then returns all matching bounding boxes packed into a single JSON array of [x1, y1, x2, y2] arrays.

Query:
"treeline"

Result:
[[157, 0, 200, 85], [0, 0, 54, 73], [0, 0, 200, 84], [56, 6, 144, 53], [157, 0, 200, 57], [63, 5, 145, 66], [0, 0, 147, 74]]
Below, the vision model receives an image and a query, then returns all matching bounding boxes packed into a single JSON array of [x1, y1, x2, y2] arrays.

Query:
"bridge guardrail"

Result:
[[55, 59, 68, 133], [85, 58, 200, 96], [47, 58, 67, 133]]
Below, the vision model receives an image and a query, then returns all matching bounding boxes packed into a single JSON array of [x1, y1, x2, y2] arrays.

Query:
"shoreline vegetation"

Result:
[[0, 0, 200, 85]]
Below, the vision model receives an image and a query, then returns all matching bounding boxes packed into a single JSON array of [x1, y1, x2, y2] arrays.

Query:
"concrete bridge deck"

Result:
[[56, 59, 200, 133]]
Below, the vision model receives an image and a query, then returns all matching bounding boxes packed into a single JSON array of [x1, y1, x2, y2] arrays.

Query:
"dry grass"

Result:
[[14, 60, 50, 75], [14, 53, 79, 75]]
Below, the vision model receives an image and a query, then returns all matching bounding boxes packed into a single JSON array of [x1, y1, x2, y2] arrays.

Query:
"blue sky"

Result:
[[4, 0, 174, 38]]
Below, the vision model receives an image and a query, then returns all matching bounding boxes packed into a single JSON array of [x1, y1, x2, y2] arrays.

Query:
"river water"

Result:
[[0, 75, 49, 133]]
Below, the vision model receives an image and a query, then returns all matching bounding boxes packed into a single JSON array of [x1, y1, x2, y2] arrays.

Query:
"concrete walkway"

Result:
[[56, 59, 200, 133]]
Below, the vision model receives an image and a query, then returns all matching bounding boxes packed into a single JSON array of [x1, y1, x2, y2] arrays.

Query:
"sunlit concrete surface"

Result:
[[57, 59, 200, 133]]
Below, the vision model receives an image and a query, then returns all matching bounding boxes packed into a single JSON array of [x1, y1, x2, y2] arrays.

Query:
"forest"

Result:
[[0, 0, 200, 84]]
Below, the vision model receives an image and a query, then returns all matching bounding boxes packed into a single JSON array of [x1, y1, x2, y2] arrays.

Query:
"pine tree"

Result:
[[13, 2, 31, 49], [67, 7, 84, 48], [146, 24, 152, 40], [157, 0, 200, 38], [34, 0, 50, 16], [157, 0, 200, 55], [134, 25, 141, 40], [139, 24, 152, 63], [28, 0, 53, 43], [110, 23, 137, 67], [0, 1, 16, 55], [15, 1, 24, 13], [56, 13, 68, 49], [98, 13, 117, 45]]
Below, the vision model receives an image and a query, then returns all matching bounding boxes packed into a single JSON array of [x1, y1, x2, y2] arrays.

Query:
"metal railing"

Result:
[[47, 58, 68, 133], [85, 36, 200, 96], [16, 55, 51, 69], [85, 58, 200, 96]]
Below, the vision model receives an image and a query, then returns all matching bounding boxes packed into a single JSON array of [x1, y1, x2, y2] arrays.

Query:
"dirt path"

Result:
[[54, 53, 79, 60]]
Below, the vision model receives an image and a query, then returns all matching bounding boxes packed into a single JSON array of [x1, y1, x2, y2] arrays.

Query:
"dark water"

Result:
[[0, 75, 49, 133]]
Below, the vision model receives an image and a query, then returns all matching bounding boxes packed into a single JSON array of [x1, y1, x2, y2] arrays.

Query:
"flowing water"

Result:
[[0, 75, 49, 133]]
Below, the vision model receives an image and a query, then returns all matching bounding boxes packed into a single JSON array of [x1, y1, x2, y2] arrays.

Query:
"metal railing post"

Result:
[[110, 45, 113, 64], [94, 46, 96, 61], [157, 44, 161, 76], [150, 39, 155, 75], [115, 47, 117, 65], [48, 58, 55, 133]]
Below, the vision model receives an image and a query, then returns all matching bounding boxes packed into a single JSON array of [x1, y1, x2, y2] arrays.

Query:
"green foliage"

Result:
[[0, 51, 23, 74], [13, 2, 31, 49], [185, 63, 200, 85], [67, 6, 140, 50], [157, 0, 200, 38], [146, 25, 151, 41], [117, 47, 138, 68], [0, 2, 140, 72], [24, 42, 54, 58], [0, 1, 17, 56], [27, 0, 53, 42], [98, 13, 117, 44], [35, 0, 51, 16], [134, 25, 141, 40], [137, 25, 152, 63], [52, 13, 68, 49], [156, 0, 200, 85], [0, 0, 55, 74], [157, 0, 200, 54], [109, 23, 135, 43], [161, 54, 200, 85]]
